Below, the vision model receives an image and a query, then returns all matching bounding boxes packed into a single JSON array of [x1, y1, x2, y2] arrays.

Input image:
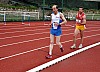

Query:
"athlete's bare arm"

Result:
[[81, 15, 86, 25], [48, 14, 52, 26], [60, 13, 67, 25]]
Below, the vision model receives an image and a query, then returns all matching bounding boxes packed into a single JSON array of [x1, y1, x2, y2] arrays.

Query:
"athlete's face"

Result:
[[52, 6, 58, 14], [79, 8, 83, 13]]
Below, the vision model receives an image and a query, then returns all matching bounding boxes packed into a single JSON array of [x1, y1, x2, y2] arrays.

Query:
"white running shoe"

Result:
[[78, 44, 83, 48], [71, 44, 76, 49]]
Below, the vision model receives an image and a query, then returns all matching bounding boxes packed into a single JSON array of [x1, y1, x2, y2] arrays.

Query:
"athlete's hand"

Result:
[[84, 25, 86, 29], [54, 22, 59, 26]]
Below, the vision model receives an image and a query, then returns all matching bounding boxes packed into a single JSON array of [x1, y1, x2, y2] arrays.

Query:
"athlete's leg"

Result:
[[73, 28, 80, 44], [80, 30, 84, 44], [71, 28, 80, 48], [49, 34, 54, 55], [78, 30, 84, 48], [46, 34, 54, 59], [56, 35, 62, 46], [56, 35, 64, 52]]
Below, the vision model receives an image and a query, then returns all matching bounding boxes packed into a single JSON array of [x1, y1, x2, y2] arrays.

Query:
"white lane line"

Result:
[[27, 42, 100, 72], [0, 29, 100, 48], [0, 29, 74, 40], [0, 27, 99, 39], [0, 28, 50, 35], [0, 28, 100, 40], [0, 25, 50, 30], [0, 36, 49, 48], [0, 25, 99, 32], [0, 24, 74, 29], [0, 34, 100, 61], [0, 25, 99, 35], [0, 26, 70, 35], [0, 33, 71, 48], [0, 32, 49, 40], [0, 27, 31, 30], [0, 24, 48, 28], [0, 25, 71, 30], [0, 23, 100, 29], [87, 25, 100, 26]]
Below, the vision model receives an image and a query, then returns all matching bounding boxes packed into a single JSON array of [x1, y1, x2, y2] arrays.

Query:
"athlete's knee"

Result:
[[80, 34, 83, 38], [50, 42, 54, 45], [73, 33, 77, 38], [80, 32, 84, 38]]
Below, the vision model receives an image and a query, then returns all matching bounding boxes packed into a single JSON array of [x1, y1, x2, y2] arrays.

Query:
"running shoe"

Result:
[[60, 47, 64, 52], [71, 44, 76, 49], [78, 44, 83, 48], [45, 54, 52, 59]]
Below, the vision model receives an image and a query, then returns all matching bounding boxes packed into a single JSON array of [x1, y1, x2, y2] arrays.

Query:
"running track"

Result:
[[0, 21, 100, 72]]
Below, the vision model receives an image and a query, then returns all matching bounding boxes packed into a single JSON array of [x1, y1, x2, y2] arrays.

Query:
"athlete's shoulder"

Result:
[[82, 12, 86, 18], [76, 11, 79, 16], [51, 12, 54, 15], [59, 12, 62, 14], [59, 12, 64, 16], [51, 12, 54, 16], [82, 12, 86, 16]]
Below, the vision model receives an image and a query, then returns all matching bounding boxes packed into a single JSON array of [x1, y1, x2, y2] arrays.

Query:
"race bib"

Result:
[[52, 22, 59, 29], [76, 19, 81, 23]]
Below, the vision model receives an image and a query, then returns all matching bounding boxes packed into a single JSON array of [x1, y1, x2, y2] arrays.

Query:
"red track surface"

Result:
[[41, 46, 100, 72], [0, 21, 100, 72]]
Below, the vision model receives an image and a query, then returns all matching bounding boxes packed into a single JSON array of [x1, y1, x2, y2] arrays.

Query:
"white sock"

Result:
[[60, 45, 63, 48], [80, 44, 82, 46], [49, 51, 52, 55], [73, 44, 76, 46], [49, 44, 53, 55]]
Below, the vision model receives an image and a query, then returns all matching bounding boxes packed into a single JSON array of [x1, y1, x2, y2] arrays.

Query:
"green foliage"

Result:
[[0, 0, 99, 10], [0, 3, 37, 10]]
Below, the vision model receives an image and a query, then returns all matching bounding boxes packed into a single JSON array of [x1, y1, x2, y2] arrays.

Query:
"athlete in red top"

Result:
[[76, 11, 86, 26], [71, 7, 86, 49]]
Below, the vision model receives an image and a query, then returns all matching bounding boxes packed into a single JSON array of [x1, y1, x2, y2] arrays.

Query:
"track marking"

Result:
[[0, 29, 100, 47], [0, 24, 48, 28], [0, 28, 100, 40], [0, 32, 49, 40], [0, 34, 100, 61], [0, 28, 50, 35], [0, 25, 72, 31], [0, 28, 74, 39], [0, 24, 75, 29], [0, 27, 99, 39], [0, 26, 99, 31], [0, 26, 50, 30], [0, 26, 71, 34], [0, 22, 99, 30], [0, 25, 99, 35], [27, 42, 100, 72]]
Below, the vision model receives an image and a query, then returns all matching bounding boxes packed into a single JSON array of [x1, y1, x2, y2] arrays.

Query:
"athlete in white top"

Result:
[[46, 5, 67, 59]]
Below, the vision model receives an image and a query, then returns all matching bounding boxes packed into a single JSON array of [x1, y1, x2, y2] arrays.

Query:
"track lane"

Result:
[[0, 27, 99, 45], [41, 46, 100, 72], [0, 35, 100, 72], [0, 26, 100, 57], [0, 21, 100, 72], [0, 32, 100, 60]]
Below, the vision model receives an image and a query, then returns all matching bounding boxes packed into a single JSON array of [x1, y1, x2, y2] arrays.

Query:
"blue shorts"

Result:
[[50, 28, 62, 36]]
